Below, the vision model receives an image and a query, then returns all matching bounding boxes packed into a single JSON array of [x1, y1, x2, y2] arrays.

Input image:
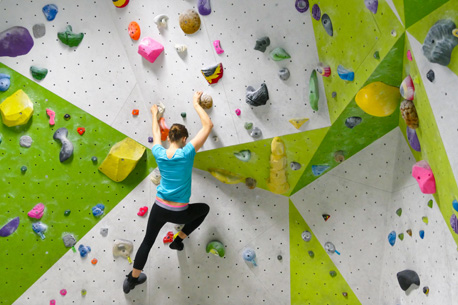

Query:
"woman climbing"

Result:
[[123, 91, 213, 294]]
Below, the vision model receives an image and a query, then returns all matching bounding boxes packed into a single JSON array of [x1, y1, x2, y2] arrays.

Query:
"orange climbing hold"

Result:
[[77, 127, 85, 135], [159, 117, 169, 141], [132, 109, 139, 116], [91, 258, 98, 265]]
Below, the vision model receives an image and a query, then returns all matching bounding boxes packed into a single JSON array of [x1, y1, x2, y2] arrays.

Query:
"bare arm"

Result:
[[151, 105, 162, 146], [190, 91, 213, 152]]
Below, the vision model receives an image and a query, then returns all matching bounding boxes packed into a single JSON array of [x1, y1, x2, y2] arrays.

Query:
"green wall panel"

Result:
[[404, 0, 450, 28]]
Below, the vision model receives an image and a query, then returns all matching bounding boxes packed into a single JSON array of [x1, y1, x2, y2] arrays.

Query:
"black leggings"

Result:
[[133, 202, 210, 270]]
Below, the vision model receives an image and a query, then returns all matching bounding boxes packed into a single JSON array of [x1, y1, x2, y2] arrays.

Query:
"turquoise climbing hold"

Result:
[[312, 165, 329, 176]]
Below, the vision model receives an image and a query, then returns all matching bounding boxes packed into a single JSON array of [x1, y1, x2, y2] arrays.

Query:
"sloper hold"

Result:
[[267, 137, 289, 194], [0, 26, 34, 57], [246, 83, 269, 106], [397, 270, 420, 291], [400, 75, 415, 100], [321, 14, 333, 36], [355, 82, 400, 117], [254, 36, 270, 52], [113, 240, 133, 260], [57, 25, 84, 47], [400, 100, 419, 129], [138, 37, 164, 63], [179, 9, 201, 34], [309, 70, 319, 111], [422, 20, 458, 66], [406, 127, 421, 152], [209, 168, 244, 184], [269, 47, 291, 61], [0, 89, 34, 127], [412, 160, 436, 194], [0, 217, 20, 237], [337, 65, 354, 81], [42, 4, 58, 21], [201, 63, 223, 84], [53, 128, 74, 162]]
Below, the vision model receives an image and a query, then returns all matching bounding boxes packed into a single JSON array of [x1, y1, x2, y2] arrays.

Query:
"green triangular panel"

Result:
[[404, 0, 450, 28], [194, 127, 329, 197], [291, 35, 405, 195], [289, 200, 361, 305], [392, 0, 406, 25], [309, 0, 404, 123], [399, 37, 458, 247], [0, 64, 156, 305], [407, 0, 458, 76]]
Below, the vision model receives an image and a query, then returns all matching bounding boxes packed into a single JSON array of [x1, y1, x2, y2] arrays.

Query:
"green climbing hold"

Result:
[[373, 51, 380, 60], [308, 250, 314, 258], [309, 70, 319, 111], [427, 199, 433, 208], [64, 210, 71, 216], [58, 25, 84, 47], [206, 240, 225, 257], [329, 270, 337, 277], [181, 112, 186, 118], [30, 66, 48, 80], [244, 122, 253, 130], [398, 233, 404, 240], [269, 47, 291, 61], [422, 216, 428, 224], [396, 208, 402, 216]]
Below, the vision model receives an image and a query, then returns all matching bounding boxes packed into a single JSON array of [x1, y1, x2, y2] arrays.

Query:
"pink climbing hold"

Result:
[[50, 300, 56, 305], [213, 40, 224, 54], [28, 203, 45, 219], [46, 108, 56, 126], [235, 109, 241, 116], [407, 50, 413, 61], [412, 160, 436, 194], [138, 37, 164, 63], [60, 289, 67, 296]]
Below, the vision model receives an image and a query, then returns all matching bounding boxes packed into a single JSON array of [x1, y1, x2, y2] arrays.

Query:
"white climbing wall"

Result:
[[290, 127, 458, 304], [13, 169, 290, 305]]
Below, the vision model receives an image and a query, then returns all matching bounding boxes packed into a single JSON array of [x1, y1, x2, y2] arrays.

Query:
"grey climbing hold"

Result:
[[53, 127, 74, 162], [62, 233, 76, 248], [301, 231, 312, 242], [246, 83, 269, 107], [100, 228, 108, 237], [324, 242, 336, 253], [345, 117, 362, 129], [250, 127, 262, 138], [277, 255, 282, 261], [254, 36, 270, 52], [19, 135, 33, 148], [322, 14, 333, 37], [234, 150, 251, 162], [32, 24, 46, 39], [422, 19, 458, 66], [290, 162, 301, 171], [278, 68, 290, 81], [397, 270, 420, 291], [426, 70, 435, 82], [332, 91, 337, 98], [308, 250, 314, 258], [91, 156, 98, 163]]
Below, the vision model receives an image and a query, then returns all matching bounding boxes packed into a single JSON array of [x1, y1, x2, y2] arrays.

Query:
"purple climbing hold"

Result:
[[42, 4, 58, 21], [0, 217, 20, 237], [295, 0, 309, 13], [312, 4, 321, 20], [451, 214, 458, 234], [364, 0, 378, 14], [198, 0, 211, 16], [406, 127, 421, 152], [0, 26, 34, 57]]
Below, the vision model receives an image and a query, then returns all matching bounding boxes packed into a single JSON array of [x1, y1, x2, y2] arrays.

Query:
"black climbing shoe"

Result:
[[169, 240, 184, 251], [123, 271, 147, 294]]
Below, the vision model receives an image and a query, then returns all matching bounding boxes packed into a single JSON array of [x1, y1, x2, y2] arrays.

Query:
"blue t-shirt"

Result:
[[152, 142, 196, 203]]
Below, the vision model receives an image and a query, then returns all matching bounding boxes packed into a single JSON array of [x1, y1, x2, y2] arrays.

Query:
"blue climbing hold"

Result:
[[453, 199, 458, 212], [242, 248, 257, 266], [32, 222, 47, 240], [92, 203, 105, 217], [419, 230, 425, 239], [42, 4, 58, 21], [337, 65, 355, 81], [78, 244, 91, 257], [388, 231, 396, 246], [0, 73, 11, 92], [312, 165, 330, 176]]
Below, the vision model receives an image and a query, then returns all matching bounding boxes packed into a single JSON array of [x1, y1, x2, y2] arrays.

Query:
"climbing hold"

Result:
[[201, 63, 224, 85], [427, 199, 433, 208], [364, 0, 378, 14], [30, 66, 48, 81], [32, 222, 47, 240], [0, 89, 34, 127], [406, 127, 421, 152], [21, 165, 27, 173], [412, 160, 436, 194], [53, 128, 74, 162], [355, 82, 400, 117], [32, 23, 46, 39], [100, 228, 108, 237], [78, 244, 91, 258], [337, 65, 354, 81], [267, 137, 290, 194], [246, 83, 269, 107], [159, 117, 169, 141], [245, 177, 257, 189], [242, 248, 257, 266], [426, 70, 435, 83], [419, 230, 425, 239], [199, 94, 213, 109], [206, 240, 225, 257], [312, 4, 321, 20], [113, 239, 134, 263], [0, 26, 34, 57], [373, 51, 380, 60], [312, 165, 329, 176], [132, 109, 139, 116], [62, 233, 76, 249], [128, 22, 140, 40], [175, 44, 187, 53], [301, 231, 312, 241], [454, 29, 458, 37], [150, 167, 161, 185], [407, 50, 413, 61], [309, 70, 319, 111], [250, 127, 262, 138], [112, 0, 129, 8], [396, 208, 402, 216], [345, 116, 362, 129], [308, 250, 315, 258], [42, 4, 58, 21], [278, 68, 290, 80], [422, 216, 429, 224], [235, 109, 241, 116], [321, 14, 333, 36], [92, 203, 105, 217], [28, 203, 44, 219], [179, 9, 201, 34], [290, 162, 301, 171], [316, 63, 331, 77], [46, 108, 55, 126], [138, 37, 164, 63], [254, 36, 270, 52], [269, 47, 291, 61], [423, 286, 429, 295], [0, 217, 20, 237], [147, 136, 154, 143], [342, 292, 348, 298], [213, 40, 224, 54], [295, 0, 309, 13], [400, 100, 419, 129], [153, 14, 168, 29], [289, 118, 309, 129], [322, 214, 330, 221], [20, 135, 33, 148], [180, 112, 187, 118], [324, 242, 336, 254], [91, 156, 98, 163], [398, 233, 404, 241], [209, 168, 244, 184], [91, 258, 98, 265], [198, 0, 212, 15], [244, 122, 253, 130], [400, 75, 415, 100], [60, 289, 67, 296], [397, 270, 420, 291], [58, 25, 84, 47], [406, 229, 412, 236], [452, 199, 458, 212], [137, 206, 148, 216], [329, 270, 337, 277], [451, 214, 458, 234], [391, 29, 397, 37], [277, 255, 282, 261], [388, 231, 396, 246], [64, 113, 71, 120], [64, 210, 71, 216], [422, 20, 458, 66], [234, 150, 251, 162], [334, 150, 345, 163], [0, 74, 10, 92]]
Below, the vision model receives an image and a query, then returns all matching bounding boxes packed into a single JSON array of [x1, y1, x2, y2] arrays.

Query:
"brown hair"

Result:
[[169, 124, 189, 143]]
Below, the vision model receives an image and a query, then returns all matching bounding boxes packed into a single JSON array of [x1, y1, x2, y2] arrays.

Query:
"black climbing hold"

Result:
[[397, 270, 420, 291], [345, 116, 362, 129], [426, 69, 435, 82], [322, 214, 330, 221], [64, 114, 71, 120], [246, 83, 269, 107], [254, 36, 270, 52]]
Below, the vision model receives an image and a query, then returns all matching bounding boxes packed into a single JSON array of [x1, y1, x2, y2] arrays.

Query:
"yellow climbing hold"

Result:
[[98, 138, 146, 182], [289, 118, 309, 129], [0, 89, 34, 127], [209, 168, 244, 184], [355, 82, 401, 117], [267, 137, 289, 194]]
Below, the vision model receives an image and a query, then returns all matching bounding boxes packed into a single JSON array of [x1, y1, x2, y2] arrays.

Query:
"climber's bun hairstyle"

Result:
[[169, 124, 189, 143]]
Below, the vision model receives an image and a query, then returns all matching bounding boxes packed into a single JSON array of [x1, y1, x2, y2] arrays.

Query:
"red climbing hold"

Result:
[[132, 109, 139, 116], [163, 231, 174, 244], [137, 206, 148, 216], [159, 117, 169, 141], [77, 127, 85, 135]]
